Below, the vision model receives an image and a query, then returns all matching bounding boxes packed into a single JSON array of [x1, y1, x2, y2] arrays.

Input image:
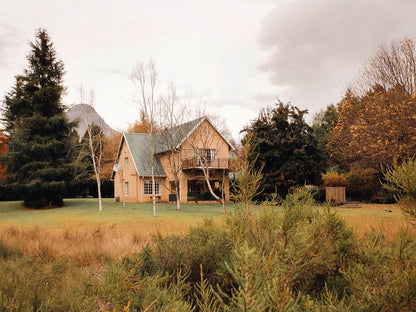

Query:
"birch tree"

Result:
[[131, 60, 158, 217], [160, 83, 187, 211], [79, 87, 105, 212]]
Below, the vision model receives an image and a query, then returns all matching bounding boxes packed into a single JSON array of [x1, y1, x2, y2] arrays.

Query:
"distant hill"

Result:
[[66, 104, 118, 139]]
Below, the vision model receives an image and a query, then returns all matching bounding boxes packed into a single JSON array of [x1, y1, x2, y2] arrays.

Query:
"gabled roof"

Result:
[[154, 117, 205, 154], [154, 116, 234, 154], [120, 133, 166, 177]]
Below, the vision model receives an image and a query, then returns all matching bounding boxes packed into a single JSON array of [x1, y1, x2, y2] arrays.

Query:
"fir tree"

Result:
[[243, 100, 325, 199], [2, 29, 75, 208]]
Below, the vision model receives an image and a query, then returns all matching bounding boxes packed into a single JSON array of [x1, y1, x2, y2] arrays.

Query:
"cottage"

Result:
[[112, 117, 233, 203]]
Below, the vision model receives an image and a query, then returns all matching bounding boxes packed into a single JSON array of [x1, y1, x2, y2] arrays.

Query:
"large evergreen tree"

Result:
[[311, 103, 339, 169], [2, 29, 75, 208], [243, 100, 325, 199]]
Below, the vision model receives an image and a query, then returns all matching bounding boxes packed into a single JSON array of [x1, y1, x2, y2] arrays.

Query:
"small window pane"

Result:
[[125, 181, 129, 196]]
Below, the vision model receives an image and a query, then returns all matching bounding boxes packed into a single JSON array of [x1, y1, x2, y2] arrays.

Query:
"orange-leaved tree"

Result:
[[329, 85, 416, 170]]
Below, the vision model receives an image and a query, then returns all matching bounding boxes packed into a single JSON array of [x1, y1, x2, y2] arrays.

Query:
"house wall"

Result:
[[181, 120, 229, 161], [114, 141, 139, 203], [158, 120, 231, 203], [114, 140, 168, 203]]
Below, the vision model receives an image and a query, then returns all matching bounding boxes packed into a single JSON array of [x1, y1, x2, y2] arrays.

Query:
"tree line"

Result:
[[1, 29, 416, 207], [238, 38, 416, 203]]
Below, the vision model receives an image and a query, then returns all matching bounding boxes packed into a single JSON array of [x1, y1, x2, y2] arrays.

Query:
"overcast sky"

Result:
[[1, 0, 416, 140]]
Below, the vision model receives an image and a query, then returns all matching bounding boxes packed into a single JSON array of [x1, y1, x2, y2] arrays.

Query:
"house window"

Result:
[[195, 149, 216, 166], [170, 181, 177, 193], [144, 181, 161, 195], [124, 157, 129, 166], [125, 181, 129, 196]]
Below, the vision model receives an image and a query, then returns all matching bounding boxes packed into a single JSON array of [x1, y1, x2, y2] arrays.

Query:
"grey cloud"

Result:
[[258, 0, 416, 115]]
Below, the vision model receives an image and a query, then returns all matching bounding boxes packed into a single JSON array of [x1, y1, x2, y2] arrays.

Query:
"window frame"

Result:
[[125, 181, 129, 196], [195, 149, 216, 166], [144, 180, 161, 195]]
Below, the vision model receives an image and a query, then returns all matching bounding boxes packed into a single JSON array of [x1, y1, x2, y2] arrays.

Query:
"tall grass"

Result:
[[0, 222, 198, 265], [1, 194, 416, 311]]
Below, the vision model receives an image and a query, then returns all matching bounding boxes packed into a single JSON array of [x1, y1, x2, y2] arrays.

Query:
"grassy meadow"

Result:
[[1, 195, 416, 311], [0, 199, 230, 263], [0, 198, 411, 262]]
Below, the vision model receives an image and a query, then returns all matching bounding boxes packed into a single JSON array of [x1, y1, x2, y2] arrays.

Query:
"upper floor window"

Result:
[[195, 149, 216, 166], [124, 157, 129, 166]]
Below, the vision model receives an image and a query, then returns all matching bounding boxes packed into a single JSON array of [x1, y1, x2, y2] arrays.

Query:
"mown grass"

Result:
[[0, 198, 229, 227]]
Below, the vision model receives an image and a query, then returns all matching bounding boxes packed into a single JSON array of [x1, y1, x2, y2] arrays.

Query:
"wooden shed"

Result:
[[325, 187, 346, 204]]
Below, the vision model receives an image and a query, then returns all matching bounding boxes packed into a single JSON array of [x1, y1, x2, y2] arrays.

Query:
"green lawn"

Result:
[[0, 198, 232, 227], [0, 199, 409, 238]]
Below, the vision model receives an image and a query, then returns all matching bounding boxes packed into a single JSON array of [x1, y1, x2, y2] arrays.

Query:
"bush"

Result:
[[322, 172, 346, 187], [345, 168, 380, 201], [3, 190, 416, 310], [149, 219, 232, 287], [383, 157, 416, 223]]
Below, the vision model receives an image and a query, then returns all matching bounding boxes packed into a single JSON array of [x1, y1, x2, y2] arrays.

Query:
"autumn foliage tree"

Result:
[[330, 38, 416, 171], [127, 110, 162, 134], [330, 85, 416, 170]]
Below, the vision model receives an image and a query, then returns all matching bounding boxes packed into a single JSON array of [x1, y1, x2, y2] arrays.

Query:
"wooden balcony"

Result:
[[182, 158, 229, 170]]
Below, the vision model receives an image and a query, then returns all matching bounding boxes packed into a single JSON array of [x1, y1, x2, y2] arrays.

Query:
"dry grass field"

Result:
[[0, 199, 227, 264], [0, 199, 413, 264], [337, 203, 415, 239]]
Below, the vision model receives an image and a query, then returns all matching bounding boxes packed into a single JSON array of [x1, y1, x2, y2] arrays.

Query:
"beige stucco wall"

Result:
[[181, 120, 229, 160], [114, 139, 169, 203], [114, 141, 140, 203]]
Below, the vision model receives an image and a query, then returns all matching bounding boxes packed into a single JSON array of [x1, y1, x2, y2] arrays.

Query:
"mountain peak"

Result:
[[66, 104, 118, 139]]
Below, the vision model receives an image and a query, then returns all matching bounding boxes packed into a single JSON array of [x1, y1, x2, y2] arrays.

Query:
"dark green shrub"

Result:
[[345, 168, 381, 201]]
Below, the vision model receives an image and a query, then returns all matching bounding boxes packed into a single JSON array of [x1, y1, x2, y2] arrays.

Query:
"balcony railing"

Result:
[[182, 158, 229, 170]]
